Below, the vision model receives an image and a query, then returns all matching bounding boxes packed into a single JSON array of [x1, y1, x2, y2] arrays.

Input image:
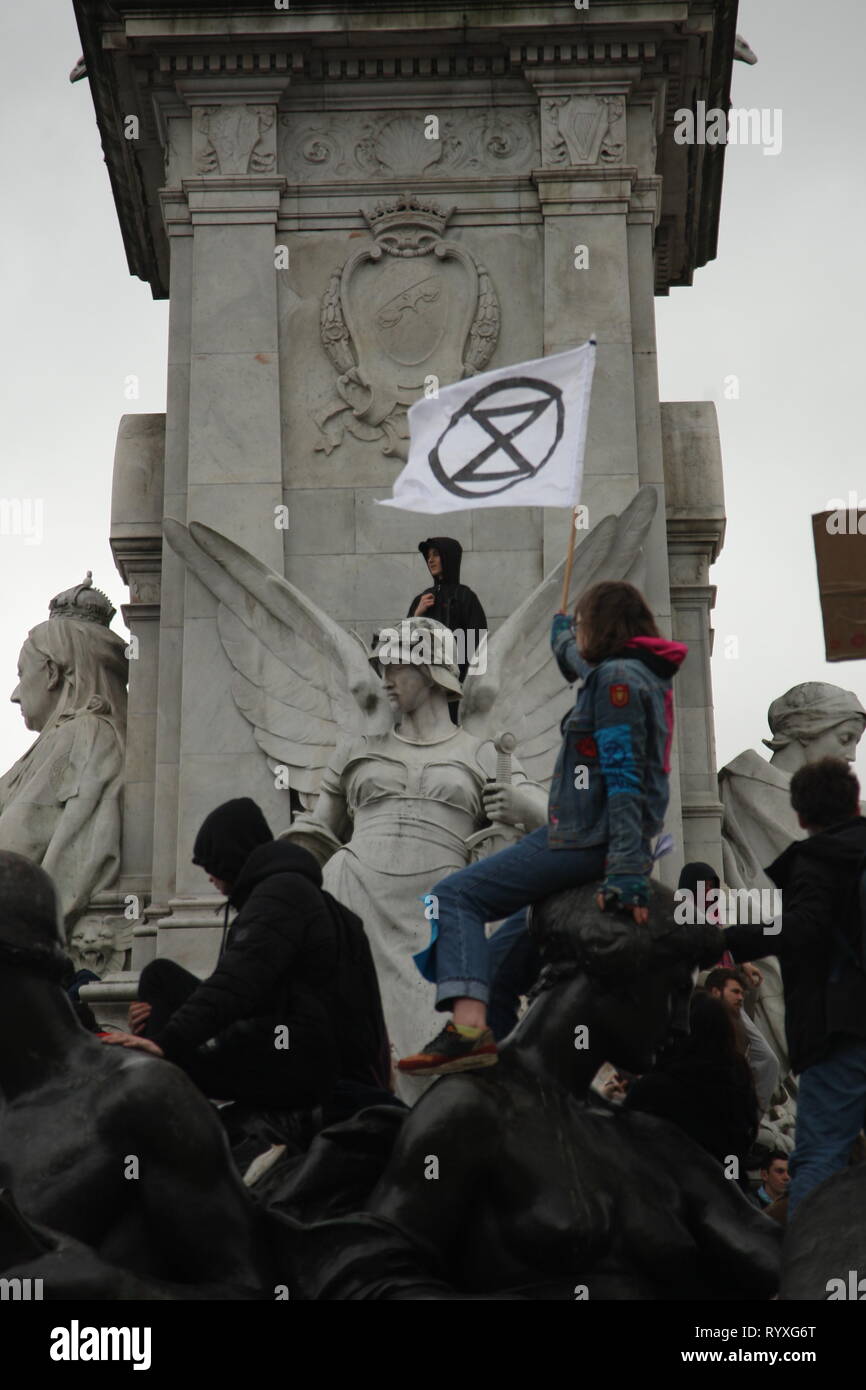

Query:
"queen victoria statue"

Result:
[[165, 487, 656, 1098], [0, 574, 127, 932]]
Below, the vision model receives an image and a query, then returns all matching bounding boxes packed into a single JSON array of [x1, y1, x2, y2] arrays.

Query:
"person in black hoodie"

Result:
[[408, 537, 487, 682], [107, 798, 390, 1113], [724, 757, 866, 1217]]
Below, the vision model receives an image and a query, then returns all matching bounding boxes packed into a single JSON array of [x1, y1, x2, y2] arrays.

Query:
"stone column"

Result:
[[109, 413, 165, 904], [528, 72, 682, 880], [663, 402, 726, 874], [80, 414, 165, 1022], [154, 83, 291, 973]]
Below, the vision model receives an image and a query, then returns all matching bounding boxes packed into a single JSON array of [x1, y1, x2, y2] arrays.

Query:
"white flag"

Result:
[[377, 340, 596, 514]]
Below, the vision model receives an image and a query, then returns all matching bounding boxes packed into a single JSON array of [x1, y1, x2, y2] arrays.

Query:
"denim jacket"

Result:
[[547, 615, 687, 876]]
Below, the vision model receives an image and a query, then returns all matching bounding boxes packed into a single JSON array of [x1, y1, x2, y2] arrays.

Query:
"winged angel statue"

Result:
[[165, 486, 656, 1097]]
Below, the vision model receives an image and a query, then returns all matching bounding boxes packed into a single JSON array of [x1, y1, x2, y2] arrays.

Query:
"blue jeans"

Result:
[[420, 825, 606, 1009], [487, 910, 540, 1039], [789, 1039, 866, 1217]]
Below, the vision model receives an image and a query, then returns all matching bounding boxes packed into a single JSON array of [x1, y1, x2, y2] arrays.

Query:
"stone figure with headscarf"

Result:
[[719, 681, 866, 1078], [0, 574, 127, 932]]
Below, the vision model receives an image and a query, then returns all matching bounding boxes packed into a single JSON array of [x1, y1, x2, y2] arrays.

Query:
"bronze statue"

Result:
[[278, 883, 782, 1300], [0, 851, 272, 1299]]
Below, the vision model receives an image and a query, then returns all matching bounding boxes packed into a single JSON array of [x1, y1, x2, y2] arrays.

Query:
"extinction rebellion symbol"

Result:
[[429, 376, 565, 499]]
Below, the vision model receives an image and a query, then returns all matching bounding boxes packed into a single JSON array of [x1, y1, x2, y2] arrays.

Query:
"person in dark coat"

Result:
[[625, 991, 759, 1181], [408, 537, 487, 682], [724, 756, 866, 1217], [108, 798, 391, 1113]]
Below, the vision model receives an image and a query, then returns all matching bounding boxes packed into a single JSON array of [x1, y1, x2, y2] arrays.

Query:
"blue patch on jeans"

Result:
[[413, 917, 440, 983], [595, 724, 641, 795]]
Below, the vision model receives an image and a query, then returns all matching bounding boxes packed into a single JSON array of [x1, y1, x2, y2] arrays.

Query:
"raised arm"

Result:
[[550, 613, 591, 683]]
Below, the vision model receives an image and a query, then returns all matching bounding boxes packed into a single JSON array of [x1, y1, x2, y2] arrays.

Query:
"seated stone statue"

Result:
[[0, 574, 127, 933], [278, 884, 782, 1300], [0, 851, 272, 1299]]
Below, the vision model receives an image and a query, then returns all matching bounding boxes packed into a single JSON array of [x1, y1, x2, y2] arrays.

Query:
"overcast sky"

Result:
[[1, 1, 864, 792]]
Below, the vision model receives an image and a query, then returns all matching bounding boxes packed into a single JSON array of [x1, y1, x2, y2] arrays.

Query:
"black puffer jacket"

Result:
[[725, 816, 866, 1074], [407, 536, 487, 679], [157, 813, 389, 1090]]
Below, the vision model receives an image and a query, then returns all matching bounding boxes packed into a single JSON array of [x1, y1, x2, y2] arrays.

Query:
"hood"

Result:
[[767, 814, 866, 887], [192, 798, 273, 884], [678, 861, 721, 895], [618, 635, 689, 679], [418, 536, 462, 585], [230, 838, 323, 909]]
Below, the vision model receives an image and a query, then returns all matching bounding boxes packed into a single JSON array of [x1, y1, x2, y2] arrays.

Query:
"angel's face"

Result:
[[381, 662, 434, 714]]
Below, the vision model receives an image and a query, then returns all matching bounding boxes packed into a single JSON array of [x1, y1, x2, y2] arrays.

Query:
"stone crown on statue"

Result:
[[48, 571, 116, 628]]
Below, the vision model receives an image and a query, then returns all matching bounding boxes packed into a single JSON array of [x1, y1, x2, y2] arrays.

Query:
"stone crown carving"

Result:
[[49, 572, 116, 627]]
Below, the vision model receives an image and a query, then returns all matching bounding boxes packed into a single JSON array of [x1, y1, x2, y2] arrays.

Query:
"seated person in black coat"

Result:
[[106, 799, 390, 1114]]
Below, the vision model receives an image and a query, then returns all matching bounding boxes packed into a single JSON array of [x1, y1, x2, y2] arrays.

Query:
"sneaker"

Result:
[[397, 1023, 498, 1076]]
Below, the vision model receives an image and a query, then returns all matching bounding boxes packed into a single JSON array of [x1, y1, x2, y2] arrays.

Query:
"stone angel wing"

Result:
[[163, 519, 390, 798], [460, 486, 658, 785]]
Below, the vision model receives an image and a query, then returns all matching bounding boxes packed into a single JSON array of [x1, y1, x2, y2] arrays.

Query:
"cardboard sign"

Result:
[[812, 510, 866, 661]]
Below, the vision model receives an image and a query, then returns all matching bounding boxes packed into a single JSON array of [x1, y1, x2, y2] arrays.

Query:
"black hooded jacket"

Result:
[[725, 816, 866, 1074], [157, 801, 389, 1090], [407, 537, 487, 678]]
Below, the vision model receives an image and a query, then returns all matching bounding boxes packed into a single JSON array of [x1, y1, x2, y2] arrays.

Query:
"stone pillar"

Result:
[[528, 72, 681, 879], [109, 414, 165, 903], [154, 84, 291, 973], [663, 402, 726, 875], [80, 414, 165, 1022]]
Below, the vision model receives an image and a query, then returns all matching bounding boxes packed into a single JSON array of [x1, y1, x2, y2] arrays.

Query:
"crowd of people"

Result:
[[6, 536, 866, 1285]]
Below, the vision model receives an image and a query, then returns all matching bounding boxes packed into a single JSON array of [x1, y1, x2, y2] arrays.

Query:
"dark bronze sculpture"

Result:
[[0, 851, 272, 1299], [279, 884, 782, 1300], [0, 849, 783, 1301], [780, 1165, 866, 1300]]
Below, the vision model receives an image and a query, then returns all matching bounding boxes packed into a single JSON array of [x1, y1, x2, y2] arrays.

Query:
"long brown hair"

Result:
[[575, 581, 660, 664]]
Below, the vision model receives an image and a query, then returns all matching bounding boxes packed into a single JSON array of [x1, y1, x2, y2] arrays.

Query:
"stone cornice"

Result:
[[73, 0, 737, 297], [532, 166, 641, 216], [666, 512, 726, 563]]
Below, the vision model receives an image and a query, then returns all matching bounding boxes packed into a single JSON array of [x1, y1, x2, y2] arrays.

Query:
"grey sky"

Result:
[[1, 1, 864, 794]]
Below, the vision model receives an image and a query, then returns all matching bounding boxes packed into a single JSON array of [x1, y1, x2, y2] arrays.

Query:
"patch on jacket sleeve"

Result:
[[576, 736, 597, 758], [609, 682, 630, 707], [595, 724, 641, 795]]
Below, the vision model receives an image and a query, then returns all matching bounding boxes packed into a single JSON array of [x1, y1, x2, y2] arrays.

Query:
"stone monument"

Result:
[[71, 0, 736, 1001]]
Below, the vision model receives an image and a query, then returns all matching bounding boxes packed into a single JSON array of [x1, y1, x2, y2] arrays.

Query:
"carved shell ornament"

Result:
[[312, 194, 501, 460], [280, 109, 537, 181]]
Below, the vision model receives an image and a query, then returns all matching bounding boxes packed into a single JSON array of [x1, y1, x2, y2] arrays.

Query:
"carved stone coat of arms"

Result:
[[313, 194, 500, 459]]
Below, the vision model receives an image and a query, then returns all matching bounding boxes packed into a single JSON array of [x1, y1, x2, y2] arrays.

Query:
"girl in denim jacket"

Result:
[[399, 580, 688, 1077]]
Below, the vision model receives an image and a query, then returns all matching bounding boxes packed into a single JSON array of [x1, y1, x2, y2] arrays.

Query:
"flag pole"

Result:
[[559, 507, 579, 613]]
